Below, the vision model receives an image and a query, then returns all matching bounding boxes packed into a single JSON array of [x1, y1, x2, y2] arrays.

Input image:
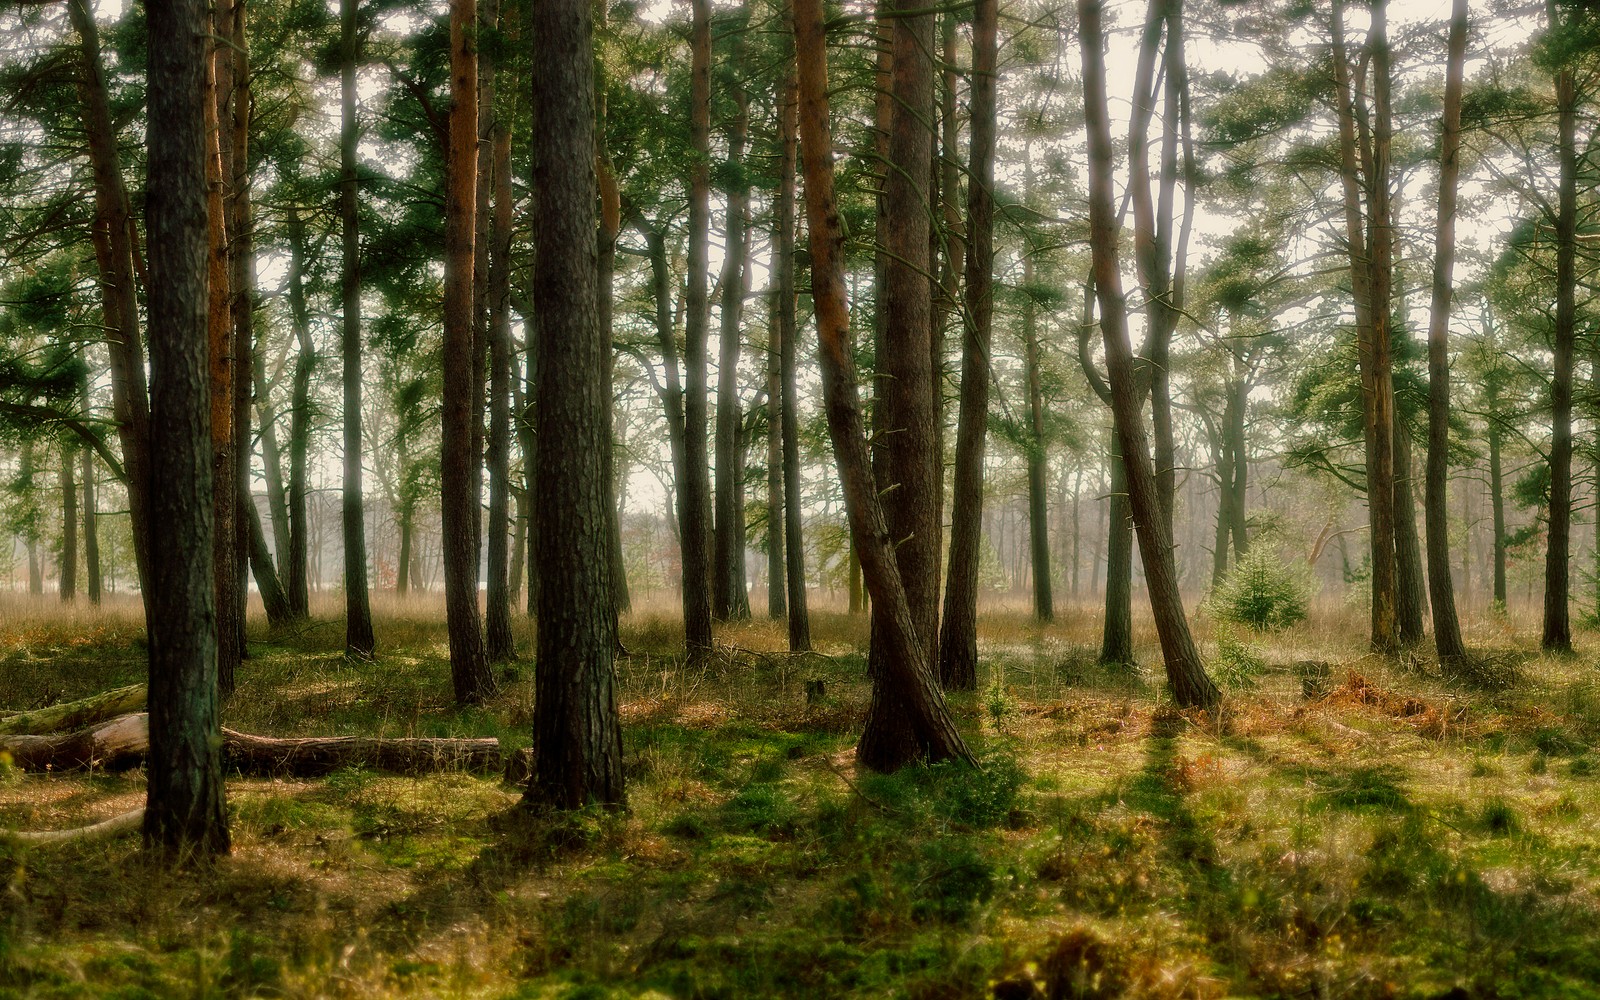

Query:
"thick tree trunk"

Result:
[[60, 442, 77, 601], [525, 0, 625, 809], [70, 0, 152, 606], [285, 210, 314, 619], [144, 0, 231, 857], [865, 0, 941, 755], [1425, 0, 1468, 662], [1543, 24, 1577, 652], [1081, 0, 1217, 709], [680, 0, 716, 659], [714, 84, 752, 622], [776, 56, 810, 651], [938, 0, 996, 690], [794, 0, 971, 771], [340, 0, 376, 660]]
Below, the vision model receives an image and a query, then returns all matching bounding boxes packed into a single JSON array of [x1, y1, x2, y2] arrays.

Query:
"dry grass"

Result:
[[0, 596, 1598, 997]]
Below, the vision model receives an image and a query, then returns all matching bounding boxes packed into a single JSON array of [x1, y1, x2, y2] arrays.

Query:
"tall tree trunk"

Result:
[[1080, 0, 1217, 709], [1425, 0, 1469, 663], [227, 0, 254, 666], [285, 209, 314, 619], [70, 0, 152, 606], [714, 82, 752, 622], [143, 0, 230, 858], [340, 0, 376, 659], [485, 85, 516, 663], [1543, 8, 1577, 652], [443, 0, 494, 701], [204, 32, 239, 692], [848, 544, 864, 615], [1078, 286, 1135, 665], [81, 381, 101, 604], [60, 442, 77, 601], [793, 0, 971, 770], [864, 0, 941, 760], [938, 0, 996, 690], [1022, 259, 1053, 622], [777, 53, 810, 651], [525, 0, 625, 809], [766, 297, 786, 621], [1334, 0, 1398, 654], [592, 1, 628, 622], [681, 0, 716, 659], [253, 352, 291, 576], [1227, 371, 1249, 560]]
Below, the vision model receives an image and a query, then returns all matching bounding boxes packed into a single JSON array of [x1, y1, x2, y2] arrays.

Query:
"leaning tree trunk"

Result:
[[938, 0, 996, 690], [794, 0, 971, 771], [442, 0, 494, 702], [1424, 0, 1468, 662], [1080, 0, 1217, 709], [864, 0, 942, 768], [70, 0, 152, 607], [144, 0, 230, 858], [339, 0, 376, 660], [525, 0, 625, 809], [1543, 18, 1577, 653]]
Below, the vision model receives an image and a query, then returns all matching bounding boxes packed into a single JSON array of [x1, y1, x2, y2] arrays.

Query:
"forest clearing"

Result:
[[3, 596, 1599, 998]]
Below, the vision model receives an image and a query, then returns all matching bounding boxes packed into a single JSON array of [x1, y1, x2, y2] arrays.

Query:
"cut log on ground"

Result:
[[0, 713, 505, 776], [0, 684, 147, 736]]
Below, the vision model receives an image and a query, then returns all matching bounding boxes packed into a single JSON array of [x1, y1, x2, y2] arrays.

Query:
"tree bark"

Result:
[[245, 489, 294, 626], [865, 0, 941, 755], [485, 108, 516, 662], [938, 0, 996, 690], [525, 0, 625, 809], [1394, 421, 1428, 644], [442, 0, 494, 702], [776, 52, 810, 651], [285, 209, 315, 619], [714, 81, 752, 622], [60, 441, 77, 601], [795, 0, 970, 771], [1080, 0, 1217, 709], [81, 380, 100, 604], [144, 0, 231, 857], [205, 27, 240, 694], [766, 296, 786, 621], [1022, 257, 1053, 622], [1424, 0, 1469, 662], [228, 0, 257, 663], [1334, 0, 1398, 654], [1543, 7, 1577, 652], [340, 0, 376, 660], [680, 0, 716, 659]]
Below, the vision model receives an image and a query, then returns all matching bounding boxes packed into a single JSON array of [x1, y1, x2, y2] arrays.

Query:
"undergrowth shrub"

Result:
[[1208, 547, 1309, 633], [1212, 627, 1266, 691]]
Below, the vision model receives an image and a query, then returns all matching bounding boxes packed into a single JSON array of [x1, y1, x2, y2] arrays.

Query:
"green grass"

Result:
[[1, 594, 1599, 997]]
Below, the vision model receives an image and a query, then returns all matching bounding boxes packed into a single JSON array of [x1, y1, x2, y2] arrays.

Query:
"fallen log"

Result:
[[0, 713, 504, 777], [0, 684, 147, 736], [3, 808, 144, 846]]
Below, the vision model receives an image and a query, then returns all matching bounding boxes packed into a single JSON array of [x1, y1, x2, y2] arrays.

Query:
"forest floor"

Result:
[[1, 595, 1598, 998]]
